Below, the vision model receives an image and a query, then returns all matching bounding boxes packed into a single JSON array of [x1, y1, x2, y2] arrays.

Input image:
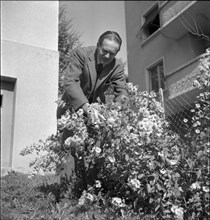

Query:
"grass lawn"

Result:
[[1, 171, 144, 220]]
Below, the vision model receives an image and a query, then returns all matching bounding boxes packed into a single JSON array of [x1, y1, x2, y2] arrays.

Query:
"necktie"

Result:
[[97, 63, 103, 76], [89, 64, 103, 103]]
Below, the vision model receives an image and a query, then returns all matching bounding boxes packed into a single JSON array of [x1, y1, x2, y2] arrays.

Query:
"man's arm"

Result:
[[111, 62, 128, 97], [64, 48, 89, 110], [109, 62, 129, 109]]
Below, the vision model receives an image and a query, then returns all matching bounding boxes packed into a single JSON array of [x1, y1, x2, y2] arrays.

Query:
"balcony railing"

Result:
[[160, 1, 195, 27], [159, 1, 210, 39], [165, 56, 201, 100], [161, 49, 209, 118]]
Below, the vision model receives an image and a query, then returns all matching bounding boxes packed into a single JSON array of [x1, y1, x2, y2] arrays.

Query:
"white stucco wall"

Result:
[[1, 1, 58, 51], [1, 1, 59, 173], [1, 40, 59, 172]]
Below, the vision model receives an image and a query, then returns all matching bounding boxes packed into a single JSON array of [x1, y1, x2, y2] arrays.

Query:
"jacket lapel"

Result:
[[87, 49, 115, 93], [95, 62, 114, 89], [87, 51, 97, 94]]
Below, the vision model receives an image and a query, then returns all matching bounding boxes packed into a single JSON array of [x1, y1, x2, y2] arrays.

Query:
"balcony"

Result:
[[166, 56, 201, 100], [159, 1, 210, 39], [163, 52, 207, 117]]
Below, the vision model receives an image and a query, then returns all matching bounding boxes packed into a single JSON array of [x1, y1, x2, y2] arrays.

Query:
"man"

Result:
[[57, 31, 128, 193], [57, 30, 128, 120]]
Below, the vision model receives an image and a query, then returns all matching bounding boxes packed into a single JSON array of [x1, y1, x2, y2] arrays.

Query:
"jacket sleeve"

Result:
[[110, 62, 128, 99], [63, 48, 89, 110]]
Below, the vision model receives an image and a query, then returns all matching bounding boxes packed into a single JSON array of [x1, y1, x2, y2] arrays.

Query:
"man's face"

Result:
[[97, 38, 120, 65]]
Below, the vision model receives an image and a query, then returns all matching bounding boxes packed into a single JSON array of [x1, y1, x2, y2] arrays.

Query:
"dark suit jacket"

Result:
[[57, 46, 127, 119]]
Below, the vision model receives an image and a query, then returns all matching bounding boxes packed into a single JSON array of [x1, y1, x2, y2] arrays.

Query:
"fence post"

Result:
[[159, 88, 165, 119]]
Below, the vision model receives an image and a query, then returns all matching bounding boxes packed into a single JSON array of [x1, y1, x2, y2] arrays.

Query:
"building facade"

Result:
[[125, 1, 210, 132], [1, 2, 59, 175]]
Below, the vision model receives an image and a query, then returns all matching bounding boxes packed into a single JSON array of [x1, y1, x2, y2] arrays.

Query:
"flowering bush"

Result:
[[21, 51, 210, 219], [179, 50, 210, 220], [193, 49, 210, 90]]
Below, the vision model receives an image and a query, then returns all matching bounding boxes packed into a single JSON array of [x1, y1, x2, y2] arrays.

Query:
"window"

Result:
[[149, 62, 165, 93], [139, 5, 160, 40]]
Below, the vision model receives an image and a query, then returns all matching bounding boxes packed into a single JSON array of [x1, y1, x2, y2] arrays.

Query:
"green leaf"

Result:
[[138, 174, 144, 179], [197, 150, 203, 158], [147, 184, 151, 193], [174, 172, 181, 178], [155, 204, 160, 212], [149, 198, 154, 203], [95, 140, 101, 148], [187, 159, 195, 170], [197, 169, 202, 179], [60, 154, 75, 179], [157, 183, 165, 192]]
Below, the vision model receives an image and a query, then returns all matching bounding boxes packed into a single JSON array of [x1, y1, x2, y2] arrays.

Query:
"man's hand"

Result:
[[82, 103, 91, 116], [82, 103, 100, 124], [115, 94, 129, 110]]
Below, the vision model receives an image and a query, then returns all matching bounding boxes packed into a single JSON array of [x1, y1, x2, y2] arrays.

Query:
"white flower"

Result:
[[78, 196, 85, 206], [171, 205, 184, 220], [195, 129, 200, 133], [28, 170, 37, 179], [158, 152, 164, 157], [183, 118, 188, 123], [160, 169, 166, 174], [92, 146, 101, 155], [108, 156, 116, 163], [58, 115, 70, 126], [111, 197, 126, 207], [77, 108, 84, 117], [175, 208, 184, 220], [28, 173, 35, 179], [64, 137, 72, 146], [78, 191, 94, 206], [197, 121, 201, 126], [111, 110, 119, 117], [72, 113, 78, 120], [179, 187, 183, 192], [95, 180, 102, 188], [107, 117, 115, 124], [126, 125, 134, 132], [195, 103, 201, 108], [202, 186, 209, 192], [193, 79, 201, 88], [89, 108, 101, 124], [167, 159, 178, 165], [129, 178, 141, 190], [171, 205, 178, 213], [190, 182, 201, 190], [86, 193, 94, 202]]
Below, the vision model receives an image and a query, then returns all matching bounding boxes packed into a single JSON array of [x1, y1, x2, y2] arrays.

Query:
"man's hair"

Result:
[[97, 31, 122, 51]]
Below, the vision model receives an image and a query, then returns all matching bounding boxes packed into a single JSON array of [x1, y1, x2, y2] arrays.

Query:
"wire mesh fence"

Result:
[[157, 48, 210, 137], [158, 87, 203, 137]]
